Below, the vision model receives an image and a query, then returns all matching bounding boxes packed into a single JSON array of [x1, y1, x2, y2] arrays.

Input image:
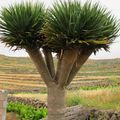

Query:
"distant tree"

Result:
[[0, 1, 119, 120]]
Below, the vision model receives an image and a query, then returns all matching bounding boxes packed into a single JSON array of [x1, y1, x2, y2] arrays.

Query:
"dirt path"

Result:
[[6, 112, 17, 120]]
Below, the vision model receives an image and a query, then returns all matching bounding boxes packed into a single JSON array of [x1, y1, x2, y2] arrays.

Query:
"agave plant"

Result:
[[43, 1, 119, 53], [0, 2, 45, 49]]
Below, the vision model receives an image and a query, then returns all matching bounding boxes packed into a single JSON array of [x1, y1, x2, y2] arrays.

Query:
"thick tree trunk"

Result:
[[47, 86, 66, 120]]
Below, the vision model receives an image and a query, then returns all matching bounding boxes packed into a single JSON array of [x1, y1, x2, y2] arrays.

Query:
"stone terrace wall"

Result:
[[42, 105, 120, 120], [65, 105, 120, 120], [0, 90, 8, 120], [8, 96, 47, 109]]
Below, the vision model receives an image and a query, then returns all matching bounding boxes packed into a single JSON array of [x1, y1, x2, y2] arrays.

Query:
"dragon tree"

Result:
[[0, 1, 119, 120]]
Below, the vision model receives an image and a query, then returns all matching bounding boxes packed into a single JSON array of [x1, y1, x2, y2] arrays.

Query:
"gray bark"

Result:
[[57, 49, 79, 88], [26, 48, 53, 87], [26, 47, 92, 120], [66, 50, 92, 86], [43, 49, 55, 78], [47, 86, 66, 120]]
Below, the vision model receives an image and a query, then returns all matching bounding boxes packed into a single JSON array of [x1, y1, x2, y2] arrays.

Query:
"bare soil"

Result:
[[6, 112, 17, 120]]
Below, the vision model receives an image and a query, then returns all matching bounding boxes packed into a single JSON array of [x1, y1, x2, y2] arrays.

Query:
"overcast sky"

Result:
[[0, 0, 120, 59]]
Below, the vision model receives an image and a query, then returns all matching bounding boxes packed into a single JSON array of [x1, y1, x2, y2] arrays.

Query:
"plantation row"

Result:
[[0, 55, 120, 92], [1, 73, 120, 92]]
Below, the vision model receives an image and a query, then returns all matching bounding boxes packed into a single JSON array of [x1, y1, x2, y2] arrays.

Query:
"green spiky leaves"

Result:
[[0, 1, 119, 53], [0, 2, 45, 49], [43, 1, 119, 52]]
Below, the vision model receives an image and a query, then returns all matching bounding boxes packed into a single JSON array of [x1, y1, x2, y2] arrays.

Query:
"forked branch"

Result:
[[43, 49, 55, 78], [66, 50, 92, 86], [54, 52, 63, 84], [57, 49, 79, 88], [26, 48, 53, 87]]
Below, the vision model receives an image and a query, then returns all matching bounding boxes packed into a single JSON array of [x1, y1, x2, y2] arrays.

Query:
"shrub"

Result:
[[7, 102, 47, 120], [66, 93, 81, 107]]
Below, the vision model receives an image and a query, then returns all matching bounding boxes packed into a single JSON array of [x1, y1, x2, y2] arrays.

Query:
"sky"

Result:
[[0, 0, 120, 59]]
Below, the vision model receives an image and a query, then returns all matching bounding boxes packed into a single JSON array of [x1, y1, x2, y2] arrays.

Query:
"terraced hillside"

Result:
[[0, 55, 120, 92]]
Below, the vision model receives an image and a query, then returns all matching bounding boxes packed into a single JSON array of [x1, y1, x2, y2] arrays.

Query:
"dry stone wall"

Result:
[[65, 106, 120, 120], [42, 105, 120, 120], [8, 96, 47, 108]]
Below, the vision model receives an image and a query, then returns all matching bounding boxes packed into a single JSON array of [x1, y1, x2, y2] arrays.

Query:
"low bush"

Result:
[[7, 102, 47, 120], [66, 93, 81, 107]]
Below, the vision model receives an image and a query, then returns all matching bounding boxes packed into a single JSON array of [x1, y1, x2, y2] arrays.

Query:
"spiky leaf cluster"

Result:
[[43, 1, 119, 52], [0, 2, 45, 49]]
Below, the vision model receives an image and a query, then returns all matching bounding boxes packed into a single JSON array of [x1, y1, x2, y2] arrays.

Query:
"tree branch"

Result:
[[54, 52, 63, 84], [57, 49, 79, 88], [26, 48, 54, 87], [43, 49, 55, 78], [66, 50, 92, 86]]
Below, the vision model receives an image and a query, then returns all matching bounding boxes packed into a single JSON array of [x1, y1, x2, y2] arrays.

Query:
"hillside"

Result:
[[0, 54, 120, 92], [0, 54, 37, 74], [0, 54, 120, 74]]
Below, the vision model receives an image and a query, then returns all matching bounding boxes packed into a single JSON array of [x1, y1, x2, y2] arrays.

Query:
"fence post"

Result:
[[0, 90, 8, 120]]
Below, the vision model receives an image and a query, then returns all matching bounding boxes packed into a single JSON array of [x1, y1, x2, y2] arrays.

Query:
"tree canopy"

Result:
[[0, 1, 119, 53], [0, 1, 119, 120], [0, 2, 45, 49], [43, 1, 119, 53]]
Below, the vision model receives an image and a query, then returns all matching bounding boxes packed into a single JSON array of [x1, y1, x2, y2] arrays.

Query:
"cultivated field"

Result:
[[0, 54, 120, 110], [0, 55, 120, 92]]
